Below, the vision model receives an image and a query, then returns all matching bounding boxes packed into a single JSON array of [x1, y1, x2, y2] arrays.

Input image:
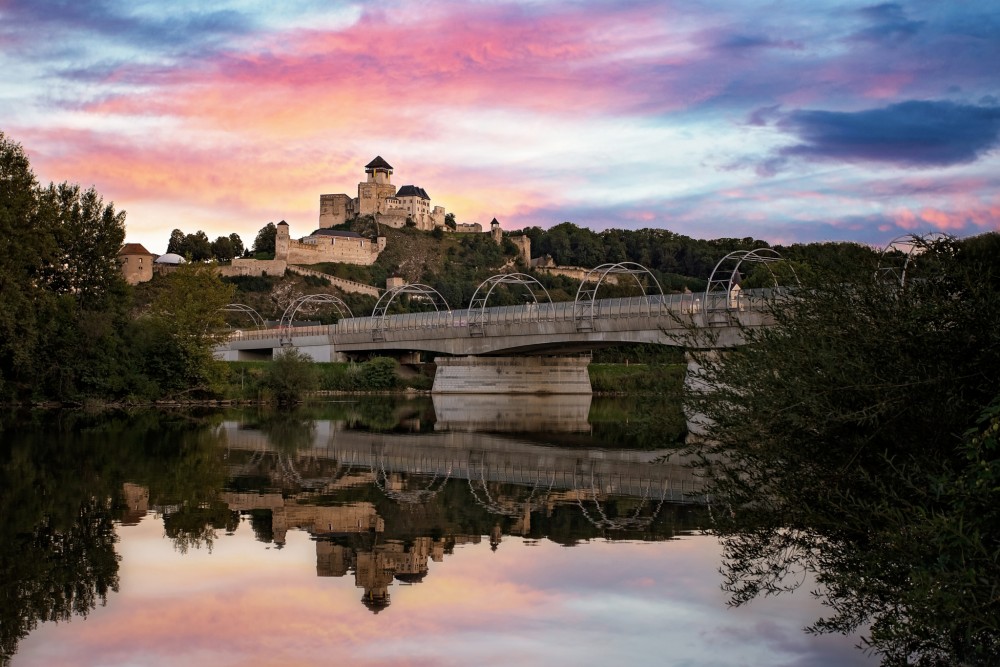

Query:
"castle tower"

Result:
[[275, 220, 290, 260], [490, 217, 502, 244], [358, 156, 398, 215]]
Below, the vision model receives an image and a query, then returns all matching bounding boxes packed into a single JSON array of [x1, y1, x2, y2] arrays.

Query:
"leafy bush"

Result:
[[259, 348, 318, 403], [361, 357, 398, 390]]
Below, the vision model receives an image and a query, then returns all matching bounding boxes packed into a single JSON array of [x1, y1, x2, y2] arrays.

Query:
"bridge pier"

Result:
[[432, 356, 592, 394]]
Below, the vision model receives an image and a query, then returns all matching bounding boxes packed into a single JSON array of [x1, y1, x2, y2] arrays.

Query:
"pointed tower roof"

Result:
[[365, 156, 393, 171]]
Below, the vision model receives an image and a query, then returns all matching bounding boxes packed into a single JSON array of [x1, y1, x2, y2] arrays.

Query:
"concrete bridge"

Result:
[[216, 254, 795, 392], [217, 286, 782, 392]]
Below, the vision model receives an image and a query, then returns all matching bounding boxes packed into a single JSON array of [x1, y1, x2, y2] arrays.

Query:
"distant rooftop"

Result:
[[120, 242, 152, 256], [395, 185, 430, 200]]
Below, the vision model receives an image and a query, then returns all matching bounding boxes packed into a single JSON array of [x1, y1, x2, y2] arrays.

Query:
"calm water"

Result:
[[2, 396, 876, 667]]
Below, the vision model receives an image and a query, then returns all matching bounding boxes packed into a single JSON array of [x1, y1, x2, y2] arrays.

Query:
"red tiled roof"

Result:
[[120, 243, 152, 255]]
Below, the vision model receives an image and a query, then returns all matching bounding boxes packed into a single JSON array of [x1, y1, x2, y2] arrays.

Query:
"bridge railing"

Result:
[[228, 288, 786, 342]]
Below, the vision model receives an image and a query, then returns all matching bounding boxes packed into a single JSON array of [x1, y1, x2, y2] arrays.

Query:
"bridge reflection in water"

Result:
[[211, 401, 704, 611], [431, 393, 593, 432]]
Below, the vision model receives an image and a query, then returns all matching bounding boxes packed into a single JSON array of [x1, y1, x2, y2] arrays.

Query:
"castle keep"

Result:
[[319, 156, 447, 231]]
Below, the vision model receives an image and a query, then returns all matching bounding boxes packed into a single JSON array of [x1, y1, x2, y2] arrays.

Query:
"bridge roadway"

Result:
[[219, 420, 707, 504], [221, 289, 779, 360]]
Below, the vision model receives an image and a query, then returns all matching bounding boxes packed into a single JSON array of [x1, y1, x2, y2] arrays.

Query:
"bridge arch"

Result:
[[371, 283, 451, 342], [573, 262, 663, 331], [705, 249, 796, 313], [279, 294, 353, 344], [219, 303, 266, 330], [468, 272, 554, 336], [877, 232, 952, 287]]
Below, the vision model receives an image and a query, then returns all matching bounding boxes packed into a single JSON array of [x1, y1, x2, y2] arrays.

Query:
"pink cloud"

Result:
[[892, 200, 1000, 233]]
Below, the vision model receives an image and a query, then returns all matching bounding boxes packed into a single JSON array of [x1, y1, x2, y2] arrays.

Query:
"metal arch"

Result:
[[370, 283, 451, 342], [573, 469, 670, 532], [704, 248, 796, 313], [467, 272, 554, 336], [370, 444, 452, 505], [573, 262, 663, 331], [219, 303, 266, 329], [877, 232, 953, 288], [279, 294, 353, 343]]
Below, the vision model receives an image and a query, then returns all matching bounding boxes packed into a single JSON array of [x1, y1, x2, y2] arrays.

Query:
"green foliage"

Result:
[[689, 234, 1000, 665], [361, 357, 399, 390], [303, 274, 331, 288], [0, 131, 133, 401], [146, 263, 235, 396], [260, 348, 319, 403], [253, 222, 278, 255], [220, 273, 279, 293]]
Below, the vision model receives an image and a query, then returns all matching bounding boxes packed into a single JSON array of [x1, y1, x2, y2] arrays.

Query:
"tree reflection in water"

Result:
[[1, 401, 708, 663]]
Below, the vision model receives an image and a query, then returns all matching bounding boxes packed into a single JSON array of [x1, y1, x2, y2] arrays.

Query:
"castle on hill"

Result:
[[319, 156, 451, 232]]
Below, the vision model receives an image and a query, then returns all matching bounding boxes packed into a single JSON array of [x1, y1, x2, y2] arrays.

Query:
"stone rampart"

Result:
[[286, 236, 382, 266], [221, 258, 288, 277], [286, 265, 381, 297]]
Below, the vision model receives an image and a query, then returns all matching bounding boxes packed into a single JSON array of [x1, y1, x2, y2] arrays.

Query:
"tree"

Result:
[[146, 263, 235, 395], [687, 234, 1000, 665], [253, 222, 277, 256], [260, 348, 318, 403], [167, 229, 185, 254], [228, 233, 244, 258], [0, 132, 49, 396], [0, 132, 131, 400], [185, 230, 212, 261], [211, 235, 235, 262], [37, 182, 126, 305]]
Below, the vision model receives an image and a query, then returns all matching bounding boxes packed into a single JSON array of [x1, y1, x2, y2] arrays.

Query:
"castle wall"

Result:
[[286, 265, 381, 297], [534, 265, 619, 285], [376, 211, 409, 229], [222, 259, 288, 277], [319, 194, 353, 228], [286, 237, 382, 266]]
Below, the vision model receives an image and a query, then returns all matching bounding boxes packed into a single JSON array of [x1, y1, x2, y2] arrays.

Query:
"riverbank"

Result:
[[4, 360, 687, 410]]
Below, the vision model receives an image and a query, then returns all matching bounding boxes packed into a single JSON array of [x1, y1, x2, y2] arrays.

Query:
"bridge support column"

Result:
[[683, 350, 720, 444], [432, 356, 592, 394]]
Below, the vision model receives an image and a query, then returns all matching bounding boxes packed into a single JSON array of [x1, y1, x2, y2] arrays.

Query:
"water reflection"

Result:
[[1, 401, 876, 667], [431, 393, 593, 432]]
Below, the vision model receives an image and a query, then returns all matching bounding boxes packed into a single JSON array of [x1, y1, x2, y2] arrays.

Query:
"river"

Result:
[[1, 396, 876, 666]]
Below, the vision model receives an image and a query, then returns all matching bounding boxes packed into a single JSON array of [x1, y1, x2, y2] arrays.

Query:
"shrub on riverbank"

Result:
[[589, 362, 685, 395], [225, 357, 430, 400]]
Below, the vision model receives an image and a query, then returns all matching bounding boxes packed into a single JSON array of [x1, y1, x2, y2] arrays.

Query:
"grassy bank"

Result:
[[588, 362, 686, 395], [221, 359, 685, 402]]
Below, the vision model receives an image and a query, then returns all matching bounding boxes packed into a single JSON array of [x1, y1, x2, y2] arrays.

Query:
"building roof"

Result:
[[119, 242, 152, 256], [154, 253, 186, 264], [309, 229, 364, 239], [365, 156, 393, 171], [395, 185, 430, 200], [276, 220, 288, 226]]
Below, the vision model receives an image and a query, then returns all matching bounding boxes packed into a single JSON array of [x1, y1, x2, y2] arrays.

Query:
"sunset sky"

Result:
[[2, 0, 998, 254]]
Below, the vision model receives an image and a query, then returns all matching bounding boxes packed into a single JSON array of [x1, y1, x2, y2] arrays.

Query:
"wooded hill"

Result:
[[203, 217, 883, 326]]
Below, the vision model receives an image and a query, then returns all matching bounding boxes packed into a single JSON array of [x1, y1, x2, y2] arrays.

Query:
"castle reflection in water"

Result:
[[120, 396, 705, 613]]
